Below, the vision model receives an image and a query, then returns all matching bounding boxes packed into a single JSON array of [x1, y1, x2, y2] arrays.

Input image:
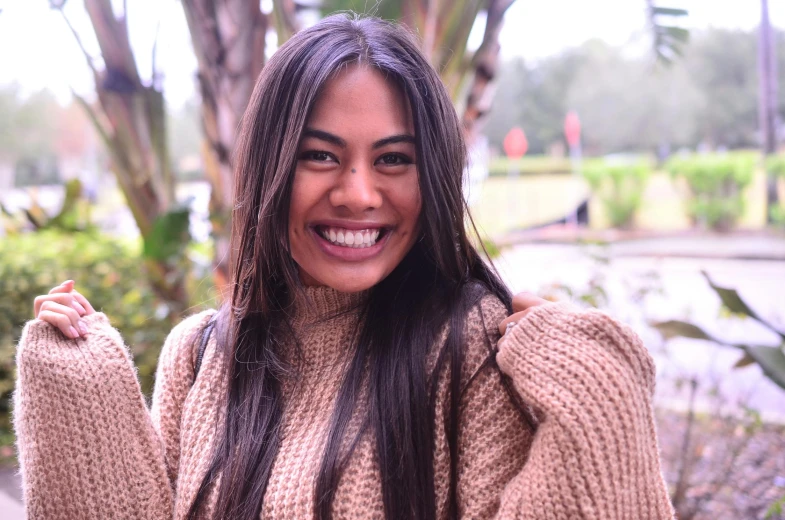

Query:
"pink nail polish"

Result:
[[78, 320, 88, 335], [69, 326, 79, 338]]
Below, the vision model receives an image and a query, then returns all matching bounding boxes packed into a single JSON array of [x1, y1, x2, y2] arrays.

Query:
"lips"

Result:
[[310, 223, 390, 261]]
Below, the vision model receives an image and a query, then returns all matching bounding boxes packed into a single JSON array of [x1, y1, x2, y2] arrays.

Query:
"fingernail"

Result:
[[78, 320, 88, 336], [72, 301, 85, 315], [69, 326, 80, 338]]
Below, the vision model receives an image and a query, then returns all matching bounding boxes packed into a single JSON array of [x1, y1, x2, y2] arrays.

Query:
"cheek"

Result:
[[402, 181, 422, 232], [288, 173, 319, 235]]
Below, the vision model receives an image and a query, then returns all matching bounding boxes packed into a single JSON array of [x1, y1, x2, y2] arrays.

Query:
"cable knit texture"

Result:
[[14, 287, 674, 519]]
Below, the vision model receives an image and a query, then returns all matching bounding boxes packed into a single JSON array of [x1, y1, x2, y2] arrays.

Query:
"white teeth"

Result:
[[319, 226, 383, 248]]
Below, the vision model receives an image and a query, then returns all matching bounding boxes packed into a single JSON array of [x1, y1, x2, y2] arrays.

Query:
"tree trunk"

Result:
[[759, 0, 780, 223], [181, 0, 300, 299], [459, 0, 515, 145], [54, 0, 190, 319]]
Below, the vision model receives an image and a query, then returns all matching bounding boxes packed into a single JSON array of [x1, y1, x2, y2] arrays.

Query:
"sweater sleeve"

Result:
[[489, 301, 675, 519], [13, 310, 210, 519]]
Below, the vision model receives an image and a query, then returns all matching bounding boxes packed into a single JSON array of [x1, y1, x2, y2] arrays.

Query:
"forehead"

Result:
[[306, 64, 413, 134]]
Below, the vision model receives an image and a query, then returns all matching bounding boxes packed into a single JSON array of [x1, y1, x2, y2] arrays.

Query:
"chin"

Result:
[[320, 274, 382, 293]]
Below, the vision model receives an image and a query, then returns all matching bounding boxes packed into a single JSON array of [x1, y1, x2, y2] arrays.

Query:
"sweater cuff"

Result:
[[17, 312, 130, 369]]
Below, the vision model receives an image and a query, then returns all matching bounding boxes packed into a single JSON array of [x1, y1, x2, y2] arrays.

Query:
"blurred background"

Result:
[[0, 0, 784, 518]]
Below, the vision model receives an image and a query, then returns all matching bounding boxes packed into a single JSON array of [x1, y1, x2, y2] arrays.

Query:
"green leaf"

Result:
[[663, 26, 690, 43], [701, 270, 760, 320], [766, 492, 785, 518], [743, 345, 785, 390], [650, 320, 714, 341], [733, 352, 756, 368], [652, 7, 688, 17], [142, 205, 191, 261]]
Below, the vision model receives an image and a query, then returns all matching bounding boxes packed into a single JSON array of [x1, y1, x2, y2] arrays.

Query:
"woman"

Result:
[[15, 14, 673, 520]]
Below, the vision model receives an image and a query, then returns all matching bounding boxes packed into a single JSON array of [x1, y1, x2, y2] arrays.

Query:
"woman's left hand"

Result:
[[498, 291, 550, 336]]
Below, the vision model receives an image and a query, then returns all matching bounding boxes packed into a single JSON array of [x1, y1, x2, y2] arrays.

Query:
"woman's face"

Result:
[[289, 65, 421, 293]]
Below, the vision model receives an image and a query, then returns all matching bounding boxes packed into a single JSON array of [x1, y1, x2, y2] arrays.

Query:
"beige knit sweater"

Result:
[[14, 286, 674, 519]]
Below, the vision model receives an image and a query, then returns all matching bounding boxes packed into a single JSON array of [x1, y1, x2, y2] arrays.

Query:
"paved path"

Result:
[[0, 468, 22, 520]]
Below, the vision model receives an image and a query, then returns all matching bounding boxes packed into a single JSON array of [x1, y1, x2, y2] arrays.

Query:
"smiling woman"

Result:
[[14, 13, 674, 520], [289, 65, 421, 292]]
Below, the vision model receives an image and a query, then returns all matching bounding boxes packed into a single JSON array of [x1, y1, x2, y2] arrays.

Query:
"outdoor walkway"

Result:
[[0, 467, 22, 520]]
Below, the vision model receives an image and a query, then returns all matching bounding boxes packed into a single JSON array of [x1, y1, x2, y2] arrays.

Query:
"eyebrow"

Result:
[[302, 128, 415, 149]]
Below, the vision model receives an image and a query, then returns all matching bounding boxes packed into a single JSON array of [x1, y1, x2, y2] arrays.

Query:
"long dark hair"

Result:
[[187, 14, 530, 520]]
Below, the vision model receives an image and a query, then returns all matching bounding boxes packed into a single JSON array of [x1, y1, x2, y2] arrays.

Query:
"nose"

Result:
[[328, 165, 383, 212]]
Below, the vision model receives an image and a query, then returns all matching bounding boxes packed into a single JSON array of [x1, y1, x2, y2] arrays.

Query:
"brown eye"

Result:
[[376, 153, 412, 166], [300, 150, 337, 163]]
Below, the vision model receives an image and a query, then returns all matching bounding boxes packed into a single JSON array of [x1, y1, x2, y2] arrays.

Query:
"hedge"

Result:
[[0, 230, 214, 458]]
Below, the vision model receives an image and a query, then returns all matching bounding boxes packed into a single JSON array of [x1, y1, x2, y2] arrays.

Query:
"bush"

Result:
[[582, 161, 651, 229], [488, 155, 636, 178], [766, 155, 785, 227], [0, 230, 215, 453], [667, 154, 755, 232]]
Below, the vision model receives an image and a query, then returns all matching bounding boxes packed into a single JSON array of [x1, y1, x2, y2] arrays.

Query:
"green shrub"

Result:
[[487, 155, 641, 178], [766, 155, 785, 227], [0, 230, 215, 452], [667, 154, 754, 232], [582, 162, 651, 229]]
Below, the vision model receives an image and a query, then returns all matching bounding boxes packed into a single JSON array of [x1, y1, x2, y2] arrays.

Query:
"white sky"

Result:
[[0, 0, 783, 107]]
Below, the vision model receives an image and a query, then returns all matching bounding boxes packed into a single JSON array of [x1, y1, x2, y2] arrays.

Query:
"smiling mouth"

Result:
[[315, 225, 388, 248]]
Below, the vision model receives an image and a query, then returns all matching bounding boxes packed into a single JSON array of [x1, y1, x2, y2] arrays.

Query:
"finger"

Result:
[[39, 301, 87, 336], [71, 290, 96, 315], [39, 309, 81, 339], [499, 310, 533, 336], [48, 281, 74, 295], [511, 292, 548, 313], [35, 294, 86, 317]]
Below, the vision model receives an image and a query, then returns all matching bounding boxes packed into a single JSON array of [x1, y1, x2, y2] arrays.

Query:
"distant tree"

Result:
[[683, 29, 760, 148], [486, 41, 703, 156], [0, 86, 59, 163], [485, 51, 583, 154], [567, 41, 702, 154]]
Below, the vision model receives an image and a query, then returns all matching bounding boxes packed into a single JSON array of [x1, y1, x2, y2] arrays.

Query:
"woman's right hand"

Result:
[[33, 280, 96, 339]]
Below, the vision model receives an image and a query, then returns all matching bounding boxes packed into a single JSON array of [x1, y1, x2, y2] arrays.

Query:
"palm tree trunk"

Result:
[[54, 0, 189, 319]]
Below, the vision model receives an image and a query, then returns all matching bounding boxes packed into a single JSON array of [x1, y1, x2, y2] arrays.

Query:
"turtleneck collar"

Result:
[[290, 285, 368, 327]]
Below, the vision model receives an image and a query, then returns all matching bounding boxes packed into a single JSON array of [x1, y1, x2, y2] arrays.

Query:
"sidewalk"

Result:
[[0, 467, 22, 520], [497, 227, 785, 260]]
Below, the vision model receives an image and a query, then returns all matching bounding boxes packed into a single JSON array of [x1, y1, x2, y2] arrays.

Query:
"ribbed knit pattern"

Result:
[[14, 287, 674, 519]]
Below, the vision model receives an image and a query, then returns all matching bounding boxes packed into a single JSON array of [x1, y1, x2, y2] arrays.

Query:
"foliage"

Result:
[[1, 179, 92, 234], [766, 155, 785, 227], [666, 154, 754, 231], [583, 161, 652, 228], [487, 156, 611, 177], [0, 230, 216, 446], [0, 86, 62, 181], [647, 4, 690, 64], [651, 271, 785, 391], [485, 28, 785, 155]]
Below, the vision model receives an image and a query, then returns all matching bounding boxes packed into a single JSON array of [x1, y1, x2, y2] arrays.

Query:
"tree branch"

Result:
[[71, 89, 112, 150], [152, 19, 161, 88], [50, 1, 100, 79]]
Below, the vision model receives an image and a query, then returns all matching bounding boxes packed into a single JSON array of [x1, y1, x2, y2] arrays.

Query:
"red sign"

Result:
[[564, 111, 581, 147], [503, 127, 528, 159]]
